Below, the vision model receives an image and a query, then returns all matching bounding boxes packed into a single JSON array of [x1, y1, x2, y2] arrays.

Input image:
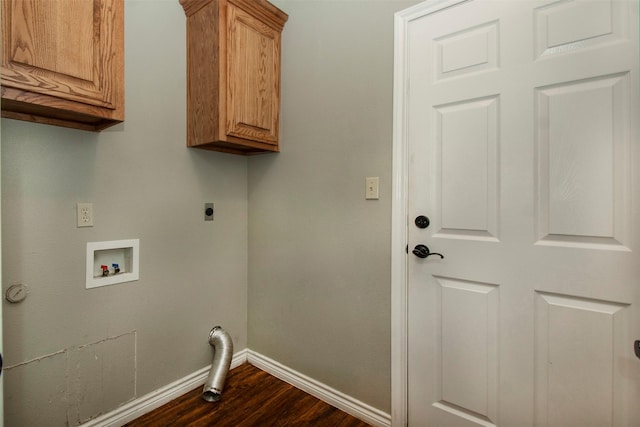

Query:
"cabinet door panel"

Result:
[[2, 0, 119, 109], [226, 3, 280, 145]]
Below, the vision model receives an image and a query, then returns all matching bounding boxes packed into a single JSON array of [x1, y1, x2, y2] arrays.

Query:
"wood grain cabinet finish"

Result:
[[180, 0, 287, 155], [1, 0, 124, 131]]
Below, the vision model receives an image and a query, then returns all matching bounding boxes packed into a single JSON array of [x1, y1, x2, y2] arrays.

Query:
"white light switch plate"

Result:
[[366, 177, 379, 200]]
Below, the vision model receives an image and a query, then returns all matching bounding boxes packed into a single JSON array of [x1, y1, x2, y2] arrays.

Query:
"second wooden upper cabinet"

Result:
[[1, 0, 124, 131], [180, 0, 288, 155]]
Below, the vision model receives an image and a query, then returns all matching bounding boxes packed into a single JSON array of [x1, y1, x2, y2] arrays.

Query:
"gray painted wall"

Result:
[[1, 1, 248, 425], [248, 0, 419, 413], [1, 0, 420, 424]]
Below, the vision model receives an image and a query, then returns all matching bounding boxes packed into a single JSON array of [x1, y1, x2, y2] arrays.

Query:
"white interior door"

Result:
[[395, 0, 640, 425]]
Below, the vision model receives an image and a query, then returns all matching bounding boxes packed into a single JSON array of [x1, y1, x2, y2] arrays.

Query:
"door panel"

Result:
[[435, 95, 499, 240], [403, 0, 639, 425], [534, 292, 630, 426], [535, 72, 631, 248], [534, 0, 626, 58], [438, 277, 499, 422]]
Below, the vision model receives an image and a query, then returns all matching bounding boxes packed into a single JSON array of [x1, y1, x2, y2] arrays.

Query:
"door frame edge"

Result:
[[390, 6, 410, 425], [390, 1, 472, 425]]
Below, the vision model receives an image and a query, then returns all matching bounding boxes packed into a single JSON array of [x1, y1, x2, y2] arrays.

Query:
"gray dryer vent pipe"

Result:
[[202, 326, 233, 402]]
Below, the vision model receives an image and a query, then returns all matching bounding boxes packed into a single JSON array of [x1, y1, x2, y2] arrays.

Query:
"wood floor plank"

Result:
[[125, 364, 372, 426]]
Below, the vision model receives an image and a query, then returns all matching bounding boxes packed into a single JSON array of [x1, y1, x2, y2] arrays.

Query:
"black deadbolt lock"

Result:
[[415, 215, 430, 229], [635, 340, 640, 360]]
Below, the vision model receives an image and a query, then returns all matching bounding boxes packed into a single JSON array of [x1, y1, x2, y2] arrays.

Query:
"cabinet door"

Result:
[[226, 3, 281, 146], [2, 0, 122, 111]]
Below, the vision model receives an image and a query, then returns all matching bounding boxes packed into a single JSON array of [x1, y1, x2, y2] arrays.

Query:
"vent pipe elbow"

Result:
[[202, 326, 233, 402]]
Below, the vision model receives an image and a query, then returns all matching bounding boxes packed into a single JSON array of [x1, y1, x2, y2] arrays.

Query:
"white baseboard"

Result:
[[247, 350, 391, 427], [82, 349, 248, 427], [81, 349, 390, 427]]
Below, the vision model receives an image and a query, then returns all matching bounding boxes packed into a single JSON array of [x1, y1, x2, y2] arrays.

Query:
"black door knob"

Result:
[[412, 244, 444, 259], [415, 215, 430, 229]]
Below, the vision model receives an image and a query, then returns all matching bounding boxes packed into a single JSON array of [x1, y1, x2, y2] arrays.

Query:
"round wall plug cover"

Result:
[[5, 283, 28, 303]]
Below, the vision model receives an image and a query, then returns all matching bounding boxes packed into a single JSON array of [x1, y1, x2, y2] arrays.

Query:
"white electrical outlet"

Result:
[[77, 203, 94, 227]]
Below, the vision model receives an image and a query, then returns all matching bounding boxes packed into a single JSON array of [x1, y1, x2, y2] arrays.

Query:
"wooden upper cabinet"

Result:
[[1, 0, 124, 131], [180, 0, 288, 155]]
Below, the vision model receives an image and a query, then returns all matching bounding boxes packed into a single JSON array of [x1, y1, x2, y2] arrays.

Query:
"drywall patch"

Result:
[[68, 331, 137, 425], [3, 332, 137, 426], [4, 350, 69, 426]]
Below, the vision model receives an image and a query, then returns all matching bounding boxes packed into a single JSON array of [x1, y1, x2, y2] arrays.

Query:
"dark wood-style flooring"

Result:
[[124, 363, 371, 426]]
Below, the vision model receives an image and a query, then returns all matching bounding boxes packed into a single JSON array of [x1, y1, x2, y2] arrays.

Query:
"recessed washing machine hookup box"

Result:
[[86, 239, 140, 289]]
